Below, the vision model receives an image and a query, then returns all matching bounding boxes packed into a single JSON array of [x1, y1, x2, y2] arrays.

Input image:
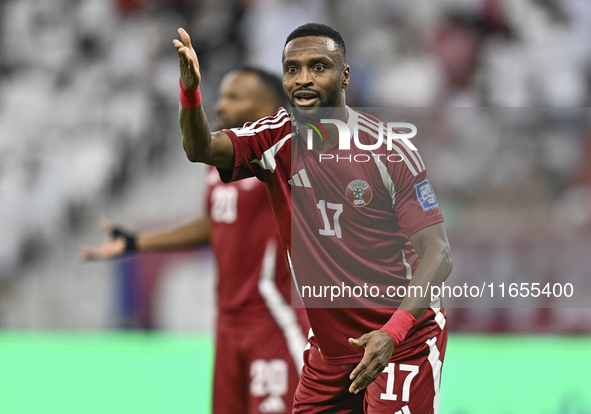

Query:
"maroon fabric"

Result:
[[223, 107, 445, 363], [294, 322, 446, 413]]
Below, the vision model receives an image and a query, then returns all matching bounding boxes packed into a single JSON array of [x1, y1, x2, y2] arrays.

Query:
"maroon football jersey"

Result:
[[221, 108, 446, 364], [206, 166, 294, 319]]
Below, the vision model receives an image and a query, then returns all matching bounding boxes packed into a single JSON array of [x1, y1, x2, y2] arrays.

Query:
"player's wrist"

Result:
[[379, 309, 416, 347], [110, 225, 137, 253], [179, 78, 202, 108]]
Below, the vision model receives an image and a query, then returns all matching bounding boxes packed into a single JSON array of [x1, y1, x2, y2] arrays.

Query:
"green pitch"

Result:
[[0, 332, 589, 414], [441, 335, 591, 414], [0, 332, 213, 414]]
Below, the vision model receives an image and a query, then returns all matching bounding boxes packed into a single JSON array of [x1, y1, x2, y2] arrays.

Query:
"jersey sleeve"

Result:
[[388, 145, 444, 237], [217, 108, 291, 184]]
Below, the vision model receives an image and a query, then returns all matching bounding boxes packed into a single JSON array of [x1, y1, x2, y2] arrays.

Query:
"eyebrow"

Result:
[[283, 56, 334, 67]]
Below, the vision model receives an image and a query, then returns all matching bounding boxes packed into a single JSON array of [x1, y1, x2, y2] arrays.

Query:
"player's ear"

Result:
[[258, 100, 278, 119], [263, 98, 279, 114], [342, 65, 350, 89]]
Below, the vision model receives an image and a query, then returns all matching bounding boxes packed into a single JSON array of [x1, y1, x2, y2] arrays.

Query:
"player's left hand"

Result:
[[348, 330, 395, 394], [79, 219, 134, 261]]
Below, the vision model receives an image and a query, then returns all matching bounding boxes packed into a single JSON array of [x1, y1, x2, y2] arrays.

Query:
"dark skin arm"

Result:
[[173, 28, 234, 168], [348, 222, 452, 394], [80, 217, 211, 260], [136, 217, 211, 251]]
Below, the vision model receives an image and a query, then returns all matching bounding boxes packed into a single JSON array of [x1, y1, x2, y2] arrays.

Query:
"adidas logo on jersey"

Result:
[[288, 169, 311, 188]]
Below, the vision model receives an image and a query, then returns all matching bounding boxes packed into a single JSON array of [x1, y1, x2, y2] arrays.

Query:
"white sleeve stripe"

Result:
[[249, 109, 289, 128], [358, 125, 418, 176], [247, 108, 289, 129], [258, 241, 306, 373], [415, 149, 426, 171], [367, 116, 424, 173], [370, 150, 396, 203], [233, 118, 290, 137], [383, 127, 424, 174], [384, 123, 425, 171], [357, 115, 382, 134], [358, 115, 424, 174], [357, 116, 422, 174], [231, 113, 291, 137], [250, 133, 293, 172], [357, 114, 382, 130]]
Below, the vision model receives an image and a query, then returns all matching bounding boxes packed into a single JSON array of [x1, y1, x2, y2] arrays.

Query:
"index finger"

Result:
[[177, 28, 192, 48], [349, 356, 369, 381], [349, 355, 386, 394]]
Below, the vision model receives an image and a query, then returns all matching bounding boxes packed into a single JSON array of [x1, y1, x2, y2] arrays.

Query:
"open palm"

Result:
[[173, 28, 201, 90]]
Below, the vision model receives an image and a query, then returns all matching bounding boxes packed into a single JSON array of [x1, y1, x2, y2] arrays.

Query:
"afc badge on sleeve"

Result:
[[414, 179, 439, 211]]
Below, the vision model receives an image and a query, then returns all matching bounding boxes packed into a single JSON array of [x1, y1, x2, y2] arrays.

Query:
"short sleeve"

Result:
[[218, 108, 291, 184], [389, 147, 444, 237]]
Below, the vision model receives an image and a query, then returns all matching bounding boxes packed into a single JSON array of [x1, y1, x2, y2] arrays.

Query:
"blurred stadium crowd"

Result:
[[0, 0, 590, 330]]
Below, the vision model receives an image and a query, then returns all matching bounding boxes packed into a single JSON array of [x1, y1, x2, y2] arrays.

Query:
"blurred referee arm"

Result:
[[173, 28, 235, 169], [348, 222, 452, 394], [80, 217, 211, 260]]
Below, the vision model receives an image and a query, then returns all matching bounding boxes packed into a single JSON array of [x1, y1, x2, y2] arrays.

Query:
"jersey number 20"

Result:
[[211, 186, 238, 223]]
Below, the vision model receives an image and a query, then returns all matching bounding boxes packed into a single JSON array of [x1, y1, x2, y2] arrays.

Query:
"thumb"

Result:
[[349, 335, 368, 348]]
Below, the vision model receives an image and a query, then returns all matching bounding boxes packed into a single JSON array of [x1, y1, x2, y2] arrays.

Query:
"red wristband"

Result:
[[179, 78, 202, 109], [380, 310, 416, 347]]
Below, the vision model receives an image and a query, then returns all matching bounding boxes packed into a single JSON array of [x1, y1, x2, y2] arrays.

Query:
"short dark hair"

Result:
[[284, 23, 346, 63], [233, 66, 289, 109]]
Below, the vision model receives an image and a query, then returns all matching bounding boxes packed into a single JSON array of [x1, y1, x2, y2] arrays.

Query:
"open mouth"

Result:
[[293, 90, 320, 107]]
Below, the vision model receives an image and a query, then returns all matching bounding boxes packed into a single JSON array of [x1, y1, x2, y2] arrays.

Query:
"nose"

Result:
[[295, 67, 313, 87]]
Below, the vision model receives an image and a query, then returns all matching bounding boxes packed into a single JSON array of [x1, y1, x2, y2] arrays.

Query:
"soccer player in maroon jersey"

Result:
[[174, 23, 453, 414], [81, 67, 309, 414]]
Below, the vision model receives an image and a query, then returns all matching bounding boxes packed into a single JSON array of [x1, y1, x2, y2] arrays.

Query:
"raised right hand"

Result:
[[173, 28, 201, 90]]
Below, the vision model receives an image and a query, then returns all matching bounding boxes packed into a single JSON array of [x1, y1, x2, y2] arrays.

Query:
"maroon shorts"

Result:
[[293, 324, 447, 414], [213, 312, 308, 414]]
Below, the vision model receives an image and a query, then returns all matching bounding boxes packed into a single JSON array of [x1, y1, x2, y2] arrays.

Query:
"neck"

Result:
[[295, 106, 348, 153]]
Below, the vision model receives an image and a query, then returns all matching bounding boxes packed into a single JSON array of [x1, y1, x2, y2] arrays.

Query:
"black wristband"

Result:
[[110, 225, 137, 253]]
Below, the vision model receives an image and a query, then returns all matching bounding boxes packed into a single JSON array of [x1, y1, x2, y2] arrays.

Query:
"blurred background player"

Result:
[[81, 67, 308, 414]]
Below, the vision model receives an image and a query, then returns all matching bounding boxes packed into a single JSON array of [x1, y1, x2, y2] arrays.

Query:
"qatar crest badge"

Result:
[[345, 179, 373, 207]]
